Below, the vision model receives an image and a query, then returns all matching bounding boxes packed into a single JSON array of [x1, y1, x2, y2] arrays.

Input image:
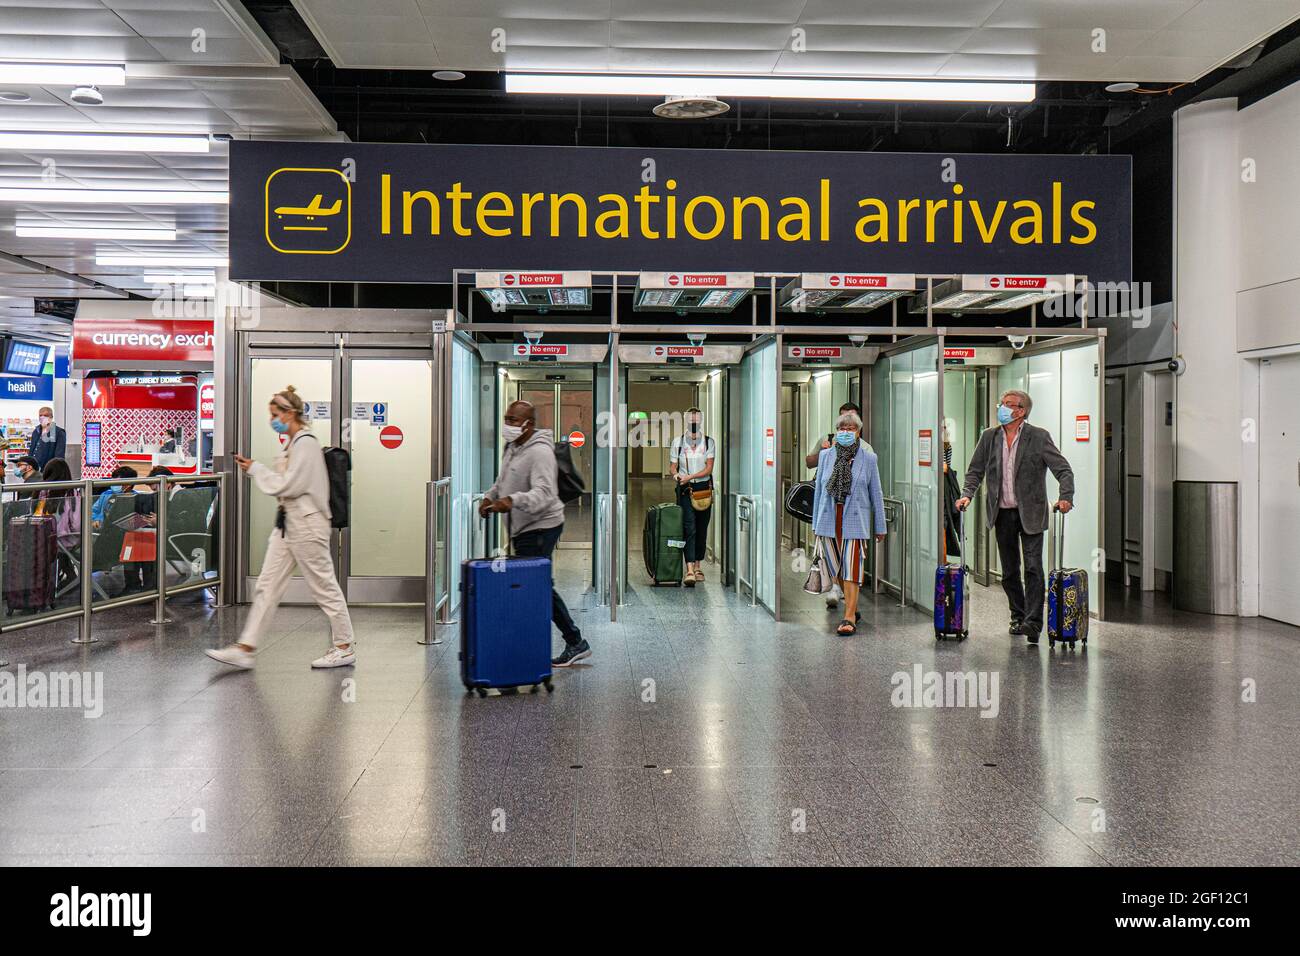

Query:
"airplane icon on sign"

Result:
[[274, 194, 343, 230]]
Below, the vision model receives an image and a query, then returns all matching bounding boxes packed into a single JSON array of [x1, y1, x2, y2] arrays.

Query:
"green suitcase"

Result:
[[643, 502, 686, 585]]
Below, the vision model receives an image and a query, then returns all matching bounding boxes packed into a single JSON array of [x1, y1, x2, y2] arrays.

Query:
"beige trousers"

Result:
[[241, 510, 354, 650]]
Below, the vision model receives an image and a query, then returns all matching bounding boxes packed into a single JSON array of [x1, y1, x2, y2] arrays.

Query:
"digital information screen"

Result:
[[5, 340, 49, 376], [84, 422, 102, 468]]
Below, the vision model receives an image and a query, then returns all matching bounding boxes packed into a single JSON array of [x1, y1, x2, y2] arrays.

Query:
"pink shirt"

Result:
[[999, 426, 1022, 508]]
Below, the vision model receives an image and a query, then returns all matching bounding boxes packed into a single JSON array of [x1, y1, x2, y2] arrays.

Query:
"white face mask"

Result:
[[39, 416, 51, 426], [501, 424, 524, 443]]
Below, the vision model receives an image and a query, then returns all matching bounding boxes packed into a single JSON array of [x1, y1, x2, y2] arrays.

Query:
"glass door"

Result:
[[343, 351, 434, 602]]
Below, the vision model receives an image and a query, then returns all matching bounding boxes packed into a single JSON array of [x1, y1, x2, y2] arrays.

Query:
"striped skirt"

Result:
[[817, 502, 869, 587]]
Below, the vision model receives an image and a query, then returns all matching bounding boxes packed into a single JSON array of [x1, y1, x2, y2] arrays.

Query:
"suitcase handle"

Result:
[[1052, 507, 1066, 572]]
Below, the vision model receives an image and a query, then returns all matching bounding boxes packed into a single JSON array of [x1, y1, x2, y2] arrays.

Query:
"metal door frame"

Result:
[[237, 326, 436, 605]]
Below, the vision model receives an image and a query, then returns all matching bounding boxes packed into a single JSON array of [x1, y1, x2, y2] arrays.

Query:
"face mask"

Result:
[[39, 416, 51, 426], [270, 417, 289, 434], [835, 430, 856, 447], [997, 404, 1014, 426], [501, 424, 523, 443]]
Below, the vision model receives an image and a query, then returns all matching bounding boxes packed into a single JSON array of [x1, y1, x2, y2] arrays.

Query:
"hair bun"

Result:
[[283, 384, 298, 395]]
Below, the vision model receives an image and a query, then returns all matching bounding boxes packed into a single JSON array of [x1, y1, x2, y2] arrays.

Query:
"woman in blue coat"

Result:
[[812, 410, 886, 635]]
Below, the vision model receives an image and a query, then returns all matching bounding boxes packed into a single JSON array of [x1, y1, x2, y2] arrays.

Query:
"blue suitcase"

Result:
[[460, 552, 555, 696], [934, 512, 968, 640], [1046, 511, 1089, 648]]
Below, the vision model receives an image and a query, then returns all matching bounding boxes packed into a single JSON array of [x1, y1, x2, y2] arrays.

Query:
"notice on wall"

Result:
[[1075, 415, 1091, 441], [369, 402, 387, 426], [307, 401, 331, 421], [918, 429, 933, 467], [765, 427, 775, 467], [351, 402, 370, 420]]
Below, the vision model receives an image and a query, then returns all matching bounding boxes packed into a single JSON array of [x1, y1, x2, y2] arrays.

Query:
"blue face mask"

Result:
[[835, 430, 856, 447], [270, 417, 289, 435], [997, 404, 1014, 426]]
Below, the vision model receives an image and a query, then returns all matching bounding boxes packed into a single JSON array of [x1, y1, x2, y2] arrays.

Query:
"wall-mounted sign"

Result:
[[788, 346, 842, 360], [369, 402, 387, 426], [918, 429, 933, 467], [0, 373, 53, 402], [379, 425, 403, 449], [652, 346, 704, 358], [1075, 415, 1091, 441], [765, 427, 775, 467], [943, 347, 976, 360], [199, 382, 215, 430], [230, 142, 1132, 284], [72, 317, 214, 366], [569, 430, 586, 448], [513, 344, 569, 357]]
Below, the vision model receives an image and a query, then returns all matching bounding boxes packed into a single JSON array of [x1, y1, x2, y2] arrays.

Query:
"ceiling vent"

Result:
[[652, 95, 729, 119]]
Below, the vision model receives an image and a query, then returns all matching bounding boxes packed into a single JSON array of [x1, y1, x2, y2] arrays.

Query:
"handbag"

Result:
[[687, 477, 713, 512], [803, 541, 833, 595]]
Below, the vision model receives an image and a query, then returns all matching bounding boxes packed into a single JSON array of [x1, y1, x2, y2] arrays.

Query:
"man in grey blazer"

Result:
[[955, 389, 1075, 643]]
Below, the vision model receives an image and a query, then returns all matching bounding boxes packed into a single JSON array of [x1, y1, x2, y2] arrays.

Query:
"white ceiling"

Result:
[[0, 0, 343, 329], [291, 0, 1300, 82]]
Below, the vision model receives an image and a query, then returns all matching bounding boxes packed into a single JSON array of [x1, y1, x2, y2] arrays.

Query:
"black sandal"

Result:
[[836, 619, 857, 635]]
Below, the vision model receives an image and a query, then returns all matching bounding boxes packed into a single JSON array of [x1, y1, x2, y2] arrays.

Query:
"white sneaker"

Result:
[[311, 647, 356, 669], [205, 645, 254, 669]]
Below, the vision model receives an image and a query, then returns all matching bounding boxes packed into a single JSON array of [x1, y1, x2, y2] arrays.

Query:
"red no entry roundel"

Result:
[[569, 430, 586, 448], [379, 425, 404, 449]]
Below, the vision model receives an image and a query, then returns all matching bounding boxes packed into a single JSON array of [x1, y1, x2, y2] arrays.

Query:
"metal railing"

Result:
[[875, 495, 908, 608], [421, 477, 451, 645], [0, 472, 230, 650]]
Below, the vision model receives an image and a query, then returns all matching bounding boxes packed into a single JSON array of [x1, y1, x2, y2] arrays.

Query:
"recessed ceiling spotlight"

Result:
[[0, 90, 31, 102], [70, 85, 104, 105], [1105, 82, 1139, 93], [433, 70, 466, 81]]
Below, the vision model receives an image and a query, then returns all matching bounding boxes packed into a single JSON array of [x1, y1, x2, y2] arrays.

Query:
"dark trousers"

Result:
[[677, 487, 712, 563], [994, 507, 1045, 634], [512, 523, 582, 647]]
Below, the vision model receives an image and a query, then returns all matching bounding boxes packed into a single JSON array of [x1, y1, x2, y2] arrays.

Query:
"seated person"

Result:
[[91, 466, 138, 529]]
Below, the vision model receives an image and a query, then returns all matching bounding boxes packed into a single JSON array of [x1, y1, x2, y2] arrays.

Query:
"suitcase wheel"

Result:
[[530, 684, 540, 694], [475, 687, 488, 698], [544, 678, 554, 693], [500, 686, 518, 696]]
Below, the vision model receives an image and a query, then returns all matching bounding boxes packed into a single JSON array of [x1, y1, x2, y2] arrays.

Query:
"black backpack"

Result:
[[323, 445, 351, 528], [553, 440, 585, 504]]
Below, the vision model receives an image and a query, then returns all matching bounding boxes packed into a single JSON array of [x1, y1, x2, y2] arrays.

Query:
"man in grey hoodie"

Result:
[[480, 400, 592, 667]]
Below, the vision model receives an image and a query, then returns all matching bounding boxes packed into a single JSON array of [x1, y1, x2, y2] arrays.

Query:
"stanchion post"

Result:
[[419, 480, 442, 645], [73, 478, 96, 644], [151, 476, 171, 625], [215, 472, 231, 607]]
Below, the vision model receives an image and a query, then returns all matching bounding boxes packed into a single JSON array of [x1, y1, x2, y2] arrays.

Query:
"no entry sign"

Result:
[[379, 425, 404, 449], [569, 430, 586, 448]]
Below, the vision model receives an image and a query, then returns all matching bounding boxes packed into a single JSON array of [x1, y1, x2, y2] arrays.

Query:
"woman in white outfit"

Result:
[[205, 386, 356, 670]]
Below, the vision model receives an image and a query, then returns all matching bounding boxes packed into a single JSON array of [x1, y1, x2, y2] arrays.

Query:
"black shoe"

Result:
[[1024, 628, 1041, 645], [552, 639, 591, 668], [1008, 618, 1024, 636]]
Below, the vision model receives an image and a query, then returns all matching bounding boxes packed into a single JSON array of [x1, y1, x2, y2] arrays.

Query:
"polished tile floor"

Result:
[[0, 553, 1297, 867]]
